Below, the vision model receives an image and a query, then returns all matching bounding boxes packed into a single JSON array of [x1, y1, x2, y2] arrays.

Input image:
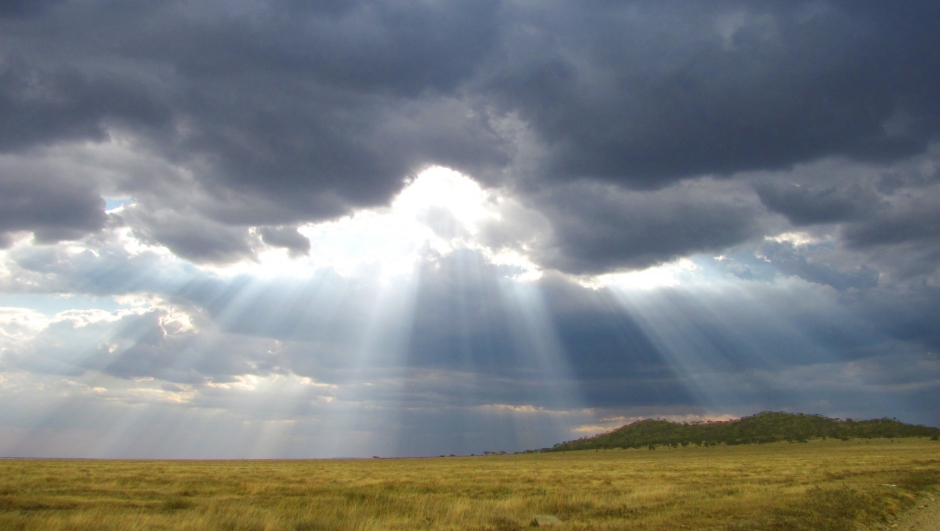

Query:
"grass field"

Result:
[[1, 439, 938, 530]]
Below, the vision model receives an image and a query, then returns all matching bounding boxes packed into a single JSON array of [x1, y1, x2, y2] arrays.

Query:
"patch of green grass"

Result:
[[752, 485, 877, 531]]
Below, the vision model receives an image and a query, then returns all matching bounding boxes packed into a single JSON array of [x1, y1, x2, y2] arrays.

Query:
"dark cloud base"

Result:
[[1, 0, 939, 271]]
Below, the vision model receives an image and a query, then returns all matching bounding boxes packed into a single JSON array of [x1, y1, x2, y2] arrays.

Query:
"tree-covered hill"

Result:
[[543, 412, 940, 452]]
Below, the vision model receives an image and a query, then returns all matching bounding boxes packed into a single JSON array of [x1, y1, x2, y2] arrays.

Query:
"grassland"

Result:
[[1, 438, 938, 531]]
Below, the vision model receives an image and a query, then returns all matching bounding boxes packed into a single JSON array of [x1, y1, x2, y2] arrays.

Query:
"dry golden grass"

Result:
[[0, 438, 938, 530]]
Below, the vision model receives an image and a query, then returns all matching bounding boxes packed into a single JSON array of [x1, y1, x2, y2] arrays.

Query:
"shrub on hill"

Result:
[[543, 412, 940, 452]]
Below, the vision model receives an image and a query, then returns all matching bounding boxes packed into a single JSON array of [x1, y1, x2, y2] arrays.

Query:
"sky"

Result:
[[1, 0, 939, 458]]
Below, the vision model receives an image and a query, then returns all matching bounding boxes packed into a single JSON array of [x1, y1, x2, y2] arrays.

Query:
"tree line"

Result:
[[534, 412, 940, 452]]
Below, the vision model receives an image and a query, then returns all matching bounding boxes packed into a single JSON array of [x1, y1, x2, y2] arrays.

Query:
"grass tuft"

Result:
[[162, 497, 194, 511], [759, 485, 873, 531]]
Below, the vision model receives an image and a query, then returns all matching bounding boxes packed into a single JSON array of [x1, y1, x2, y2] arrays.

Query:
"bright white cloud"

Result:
[[0, 307, 50, 342], [218, 166, 543, 281], [586, 258, 699, 291]]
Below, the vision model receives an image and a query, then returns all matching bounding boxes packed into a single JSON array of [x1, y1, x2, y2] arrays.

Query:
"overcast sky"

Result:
[[1, 0, 939, 458]]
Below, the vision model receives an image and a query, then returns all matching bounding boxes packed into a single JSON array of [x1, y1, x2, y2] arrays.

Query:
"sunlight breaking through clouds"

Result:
[[587, 258, 700, 291], [2, 0, 940, 458], [1, 158, 939, 457], [216, 167, 542, 282]]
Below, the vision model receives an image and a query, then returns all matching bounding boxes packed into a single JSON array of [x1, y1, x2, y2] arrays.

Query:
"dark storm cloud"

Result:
[[258, 226, 310, 256], [3, 0, 939, 265], [487, 1, 940, 187], [748, 150, 939, 254], [120, 207, 260, 264], [847, 285, 940, 352], [843, 201, 940, 249], [529, 180, 765, 274], [0, 0, 64, 19], [0, 171, 106, 245], [0, 0, 508, 256], [0, 61, 172, 153], [754, 182, 883, 226]]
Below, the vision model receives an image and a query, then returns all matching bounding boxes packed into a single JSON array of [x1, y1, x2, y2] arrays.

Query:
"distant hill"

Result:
[[542, 412, 940, 452]]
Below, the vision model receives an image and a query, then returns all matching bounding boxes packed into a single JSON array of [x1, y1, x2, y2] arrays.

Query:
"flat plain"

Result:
[[1, 438, 938, 531]]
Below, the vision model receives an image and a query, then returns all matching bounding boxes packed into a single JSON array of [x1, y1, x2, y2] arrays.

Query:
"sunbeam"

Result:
[[603, 258, 913, 420], [495, 278, 587, 447], [2, 157, 938, 457], [3, 0, 940, 461]]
